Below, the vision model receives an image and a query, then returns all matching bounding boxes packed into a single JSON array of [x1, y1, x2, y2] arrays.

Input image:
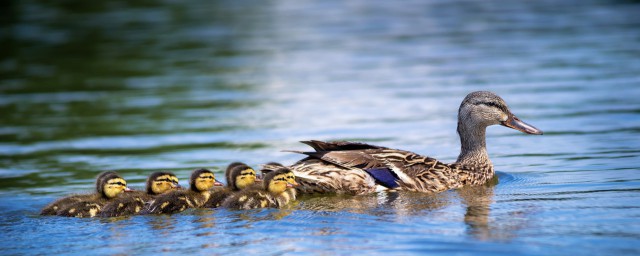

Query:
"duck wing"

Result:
[[291, 141, 464, 194]]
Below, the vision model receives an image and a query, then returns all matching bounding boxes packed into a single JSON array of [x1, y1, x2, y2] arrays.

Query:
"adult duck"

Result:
[[288, 91, 543, 195]]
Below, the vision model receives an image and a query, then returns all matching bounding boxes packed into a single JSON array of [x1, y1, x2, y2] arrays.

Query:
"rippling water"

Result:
[[2, 0, 640, 255]]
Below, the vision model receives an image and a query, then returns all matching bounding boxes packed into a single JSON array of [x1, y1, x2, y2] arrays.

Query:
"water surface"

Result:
[[1, 0, 640, 255]]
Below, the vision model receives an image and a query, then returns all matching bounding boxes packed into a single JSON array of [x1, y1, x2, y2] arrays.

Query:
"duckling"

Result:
[[204, 163, 258, 208], [41, 171, 123, 216], [56, 172, 131, 217], [142, 168, 222, 214], [260, 162, 299, 201], [100, 171, 180, 217], [221, 167, 296, 210]]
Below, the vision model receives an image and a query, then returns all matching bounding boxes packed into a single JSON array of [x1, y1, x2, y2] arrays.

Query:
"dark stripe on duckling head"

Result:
[[190, 168, 214, 191], [262, 167, 292, 189], [146, 171, 177, 194], [229, 165, 256, 190], [225, 162, 249, 187], [96, 172, 122, 195], [95, 171, 120, 193], [365, 168, 400, 189]]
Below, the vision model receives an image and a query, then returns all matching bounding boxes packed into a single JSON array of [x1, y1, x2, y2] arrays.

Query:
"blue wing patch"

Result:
[[365, 168, 399, 189]]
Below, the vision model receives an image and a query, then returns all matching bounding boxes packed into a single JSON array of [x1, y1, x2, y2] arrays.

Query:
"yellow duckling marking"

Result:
[[160, 202, 170, 209], [53, 206, 58, 211], [238, 195, 247, 202], [118, 203, 124, 210], [89, 208, 99, 217], [68, 208, 76, 214], [260, 200, 268, 208], [135, 206, 141, 213]]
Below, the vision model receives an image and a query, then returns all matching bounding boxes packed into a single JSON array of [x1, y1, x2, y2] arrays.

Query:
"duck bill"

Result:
[[286, 183, 294, 188], [501, 114, 543, 135], [124, 187, 133, 192], [172, 183, 182, 189], [213, 181, 224, 186]]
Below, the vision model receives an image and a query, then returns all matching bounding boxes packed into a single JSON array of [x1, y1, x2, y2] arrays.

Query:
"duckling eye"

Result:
[[109, 182, 126, 186], [274, 177, 286, 182], [156, 178, 172, 182]]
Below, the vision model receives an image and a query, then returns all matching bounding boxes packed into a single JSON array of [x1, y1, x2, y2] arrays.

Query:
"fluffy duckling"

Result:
[[261, 162, 299, 201], [41, 171, 126, 216], [100, 171, 180, 217], [204, 163, 259, 208], [221, 167, 296, 210], [56, 172, 131, 217], [142, 169, 222, 214]]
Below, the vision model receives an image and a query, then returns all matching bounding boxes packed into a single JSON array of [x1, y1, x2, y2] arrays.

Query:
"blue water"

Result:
[[2, 0, 640, 255]]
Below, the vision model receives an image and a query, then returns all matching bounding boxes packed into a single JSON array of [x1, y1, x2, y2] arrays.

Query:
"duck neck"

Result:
[[456, 121, 493, 171]]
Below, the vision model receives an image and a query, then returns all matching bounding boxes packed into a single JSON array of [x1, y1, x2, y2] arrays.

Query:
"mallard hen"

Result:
[[288, 91, 543, 195]]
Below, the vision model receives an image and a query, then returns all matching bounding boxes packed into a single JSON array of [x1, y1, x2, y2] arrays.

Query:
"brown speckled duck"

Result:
[[289, 91, 543, 195], [45, 172, 131, 217], [141, 169, 222, 214], [204, 162, 259, 208], [100, 171, 180, 217], [221, 167, 296, 210]]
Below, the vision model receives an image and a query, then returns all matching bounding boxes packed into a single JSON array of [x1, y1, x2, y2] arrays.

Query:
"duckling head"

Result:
[[229, 165, 257, 190], [147, 171, 180, 195], [95, 171, 119, 194], [458, 91, 543, 135], [190, 168, 223, 192], [264, 167, 295, 195], [224, 162, 250, 186], [99, 173, 130, 199]]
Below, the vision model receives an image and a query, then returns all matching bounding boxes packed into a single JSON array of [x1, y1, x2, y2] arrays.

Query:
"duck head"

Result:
[[229, 165, 257, 190], [190, 168, 223, 192], [264, 167, 296, 195], [458, 91, 543, 135], [98, 172, 130, 199], [224, 162, 250, 187], [147, 171, 180, 195]]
